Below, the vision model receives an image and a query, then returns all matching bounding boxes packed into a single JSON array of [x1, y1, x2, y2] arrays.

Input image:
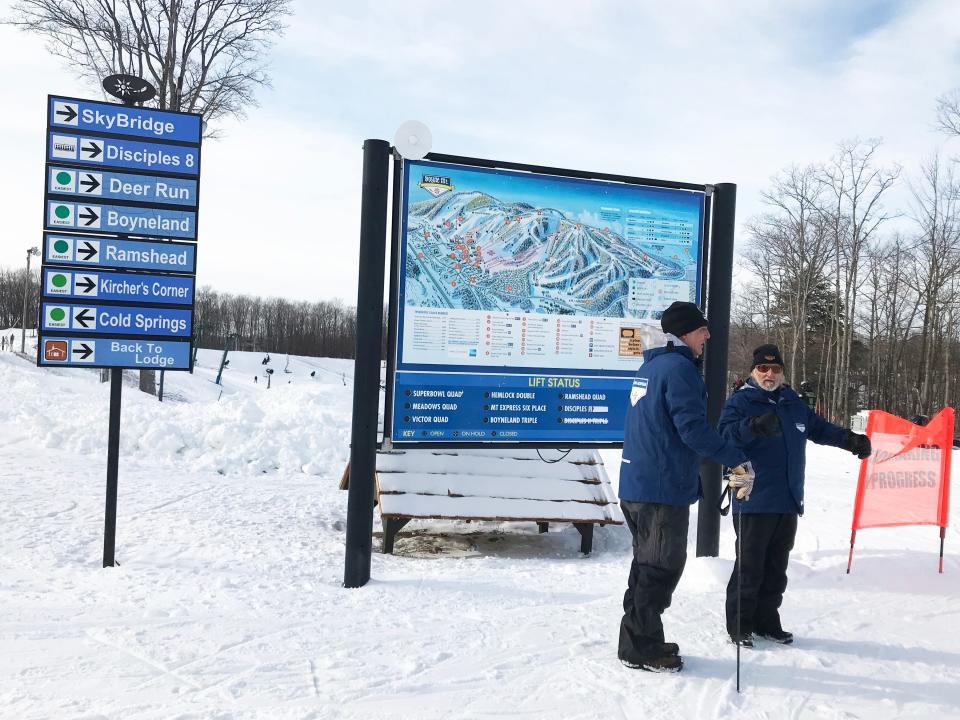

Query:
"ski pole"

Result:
[[736, 503, 742, 693]]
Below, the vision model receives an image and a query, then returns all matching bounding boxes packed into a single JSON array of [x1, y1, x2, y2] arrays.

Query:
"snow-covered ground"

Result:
[[1, 334, 959, 719]]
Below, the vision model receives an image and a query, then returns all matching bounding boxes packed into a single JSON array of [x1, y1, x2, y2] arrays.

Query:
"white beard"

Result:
[[754, 375, 783, 391]]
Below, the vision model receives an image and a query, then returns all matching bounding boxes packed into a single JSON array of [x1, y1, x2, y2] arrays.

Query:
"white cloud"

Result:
[[1, 0, 959, 302]]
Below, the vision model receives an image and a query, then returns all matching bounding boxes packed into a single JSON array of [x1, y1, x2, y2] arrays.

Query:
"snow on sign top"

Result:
[[48, 95, 202, 145]]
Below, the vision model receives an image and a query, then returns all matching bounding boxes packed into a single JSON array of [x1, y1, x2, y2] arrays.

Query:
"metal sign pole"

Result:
[[103, 369, 123, 567], [698, 182, 737, 557], [344, 139, 390, 589]]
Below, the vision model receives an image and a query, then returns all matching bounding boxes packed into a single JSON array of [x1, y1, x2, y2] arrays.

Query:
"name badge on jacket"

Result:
[[630, 378, 648, 406]]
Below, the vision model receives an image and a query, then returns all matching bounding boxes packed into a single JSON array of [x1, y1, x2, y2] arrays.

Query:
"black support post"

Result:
[[103, 369, 123, 567], [697, 183, 737, 558], [382, 517, 411, 555], [574, 523, 594, 554], [343, 139, 391, 588]]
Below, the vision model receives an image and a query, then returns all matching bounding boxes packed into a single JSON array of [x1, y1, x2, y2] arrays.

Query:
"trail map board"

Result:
[[390, 158, 706, 445]]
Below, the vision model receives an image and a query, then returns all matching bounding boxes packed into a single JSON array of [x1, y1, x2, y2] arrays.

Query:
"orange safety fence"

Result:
[[848, 407, 953, 574]]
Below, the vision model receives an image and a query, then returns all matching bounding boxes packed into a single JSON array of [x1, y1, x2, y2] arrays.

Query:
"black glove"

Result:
[[748, 412, 781, 438], [846, 431, 872, 459]]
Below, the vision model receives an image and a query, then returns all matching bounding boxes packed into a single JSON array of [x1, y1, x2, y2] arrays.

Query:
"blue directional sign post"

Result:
[[37, 91, 204, 569], [38, 94, 202, 370]]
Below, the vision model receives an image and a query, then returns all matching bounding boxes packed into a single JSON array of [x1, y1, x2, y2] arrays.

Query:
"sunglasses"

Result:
[[755, 364, 783, 374]]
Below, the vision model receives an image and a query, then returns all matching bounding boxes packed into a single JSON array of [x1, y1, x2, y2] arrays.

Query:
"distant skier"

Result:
[[254, 376, 258, 384], [262, 354, 270, 365], [719, 344, 871, 647], [618, 301, 752, 673], [1, 336, 5, 351]]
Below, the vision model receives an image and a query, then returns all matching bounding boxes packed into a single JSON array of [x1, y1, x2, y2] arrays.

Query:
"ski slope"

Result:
[[1, 336, 958, 719]]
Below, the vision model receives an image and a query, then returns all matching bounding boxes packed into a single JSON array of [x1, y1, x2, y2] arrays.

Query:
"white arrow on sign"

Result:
[[80, 139, 103, 161], [73, 273, 98, 296], [53, 101, 79, 126], [72, 306, 97, 330], [71, 340, 95, 363], [76, 240, 100, 263], [77, 205, 101, 229], [79, 173, 102, 195]]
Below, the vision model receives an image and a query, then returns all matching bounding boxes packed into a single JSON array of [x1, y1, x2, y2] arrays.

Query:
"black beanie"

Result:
[[660, 301, 708, 338], [751, 343, 784, 369]]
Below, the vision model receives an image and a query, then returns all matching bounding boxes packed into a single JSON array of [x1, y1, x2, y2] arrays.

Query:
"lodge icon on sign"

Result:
[[43, 340, 68, 362]]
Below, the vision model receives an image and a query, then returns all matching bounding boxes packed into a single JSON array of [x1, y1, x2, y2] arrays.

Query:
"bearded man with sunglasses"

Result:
[[718, 344, 872, 647]]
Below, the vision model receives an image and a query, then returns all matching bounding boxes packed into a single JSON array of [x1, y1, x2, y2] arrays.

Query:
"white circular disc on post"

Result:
[[393, 120, 433, 160]]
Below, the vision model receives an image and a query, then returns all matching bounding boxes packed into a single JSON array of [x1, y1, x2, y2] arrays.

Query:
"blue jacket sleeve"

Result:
[[806, 407, 848, 448], [718, 394, 755, 447], [665, 364, 747, 467]]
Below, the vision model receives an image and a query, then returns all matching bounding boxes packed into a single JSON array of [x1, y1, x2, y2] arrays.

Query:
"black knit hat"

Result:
[[660, 301, 708, 338], [751, 343, 784, 369]]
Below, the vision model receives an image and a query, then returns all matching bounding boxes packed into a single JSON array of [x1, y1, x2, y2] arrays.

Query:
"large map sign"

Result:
[[390, 158, 706, 445]]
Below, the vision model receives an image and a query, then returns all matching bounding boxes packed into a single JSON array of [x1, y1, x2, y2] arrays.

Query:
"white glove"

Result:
[[726, 462, 755, 501]]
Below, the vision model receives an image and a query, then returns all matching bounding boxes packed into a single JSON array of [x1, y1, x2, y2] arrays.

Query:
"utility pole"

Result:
[[20, 246, 39, 353]]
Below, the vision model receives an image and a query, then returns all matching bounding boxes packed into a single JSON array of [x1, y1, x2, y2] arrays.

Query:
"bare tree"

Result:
[[8, 0, 291, 392], [908, 154, 960, 414], [817, 139, 900, 421], [7, 0, 292, 132], [750, 165, 835, 382], [936, 88, 960, 138]]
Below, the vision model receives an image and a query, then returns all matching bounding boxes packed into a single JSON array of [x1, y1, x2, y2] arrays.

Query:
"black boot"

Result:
[[729, 632, 754, 648], [755, 613, 793, 644], [757, 628, 793, 644], [621, 653, 684, 673]]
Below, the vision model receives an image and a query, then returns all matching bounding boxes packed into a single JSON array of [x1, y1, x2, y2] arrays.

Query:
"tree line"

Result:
[[730, 90, 960, 424], [0, 273, 358, 359], [192, 287, 357, 358]]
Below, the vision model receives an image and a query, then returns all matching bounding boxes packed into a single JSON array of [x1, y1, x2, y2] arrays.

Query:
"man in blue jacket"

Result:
[[718, 344, 871, 646], [619, 301, 752, 673]]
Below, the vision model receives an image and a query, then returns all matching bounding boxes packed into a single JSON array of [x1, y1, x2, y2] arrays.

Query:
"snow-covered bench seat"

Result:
[[343, 448, 623, 554]]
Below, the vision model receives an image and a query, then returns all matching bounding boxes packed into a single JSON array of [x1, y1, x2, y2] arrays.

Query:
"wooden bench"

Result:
[[342, 447, 623, 554]]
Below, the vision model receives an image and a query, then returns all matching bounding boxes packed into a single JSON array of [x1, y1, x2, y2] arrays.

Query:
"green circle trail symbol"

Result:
[[56, 171, 72, 185], [54, 205, 70, 219], [50, 307, 66, 322], [52, 274, 68, 288], [54, 240, 69, 253]]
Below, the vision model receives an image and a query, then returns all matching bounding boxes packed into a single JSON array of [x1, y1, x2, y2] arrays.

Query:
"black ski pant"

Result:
[[618, 501, 689, 661], [725, 512, 798, 636]]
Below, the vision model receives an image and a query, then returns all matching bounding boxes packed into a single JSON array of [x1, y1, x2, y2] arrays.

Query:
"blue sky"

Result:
[[1, 0, 959, 302]]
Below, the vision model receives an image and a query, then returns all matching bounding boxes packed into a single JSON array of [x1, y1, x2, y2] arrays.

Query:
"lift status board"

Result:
[[389, 158, 706, 445]]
